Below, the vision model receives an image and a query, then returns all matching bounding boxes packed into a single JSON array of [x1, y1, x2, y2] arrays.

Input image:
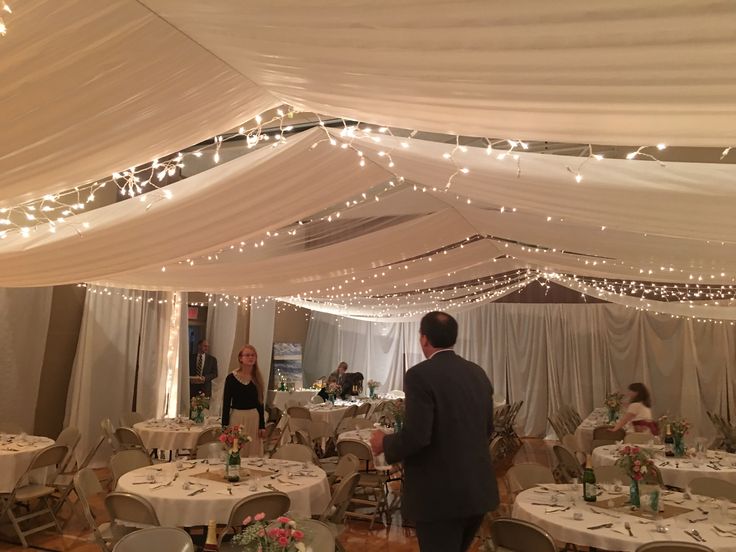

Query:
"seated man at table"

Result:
[[340, 371, 364, 398], [189, 339, 218, 398]]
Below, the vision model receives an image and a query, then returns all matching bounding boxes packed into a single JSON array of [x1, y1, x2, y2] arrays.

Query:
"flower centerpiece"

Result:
[[219, 425, 252, 482], [231, 513, 307, 552], [615, 444, 659, 508], [326, 382, 341, 403], [386, 399, 406, 431], [659, 415, 690, 457], [189, 392, 209, 424], [604, 392, 624, 423], [366, 380, 381, 399]]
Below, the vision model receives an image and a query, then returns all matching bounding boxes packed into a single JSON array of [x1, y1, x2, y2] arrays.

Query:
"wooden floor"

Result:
[[0, 439, 553, 552]]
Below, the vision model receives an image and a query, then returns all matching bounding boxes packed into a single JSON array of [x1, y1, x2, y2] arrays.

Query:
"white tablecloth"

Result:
[[337, 428, 393, 471], [116, 458, 331, 527], [513, 483, 736, 551], [268, 390, 317, 411], [575, 407, 610, 453], [0, 434, 55, 493], [133, 419, 220, 451], [593, 444, 736, 489], [308, 404, 350, 433]]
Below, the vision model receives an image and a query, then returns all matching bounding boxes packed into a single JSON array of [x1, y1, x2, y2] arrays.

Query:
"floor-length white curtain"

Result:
[[0, 288, 53, 433], [66, 286, 183, 464], [206, 296, 241, 416], [303, 303, 736, 438]]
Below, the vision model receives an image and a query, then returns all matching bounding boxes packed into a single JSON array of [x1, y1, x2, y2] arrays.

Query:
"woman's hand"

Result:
[[258, 429, 267, 439]]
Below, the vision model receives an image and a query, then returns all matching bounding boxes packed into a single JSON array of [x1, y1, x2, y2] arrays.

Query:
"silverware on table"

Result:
[[587, 523, 613, 530], [589, 507, 620, 519], [624, 521, 634, 537], [187, 487, 206, 496], [691, 529, 706, 542]]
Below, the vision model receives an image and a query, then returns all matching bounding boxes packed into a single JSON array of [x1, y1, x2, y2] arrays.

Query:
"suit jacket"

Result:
[[383, 350, 498, 521], [189, 353, 218, 397]]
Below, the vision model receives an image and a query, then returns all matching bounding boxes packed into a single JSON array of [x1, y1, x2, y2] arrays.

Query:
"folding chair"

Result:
[[104, 492, 160, 528], [109, 449, 153, 488], [336, 440, 388, 529], [53, 435, 106, 518], [74, 468, 133, 551], [55, 426, 81, 474], [218, 491, 290, 547], [113, 427, 148, 452], [491, 517, 557, 552], [0, 445, 68, 547], [113, 527, 194, 552]]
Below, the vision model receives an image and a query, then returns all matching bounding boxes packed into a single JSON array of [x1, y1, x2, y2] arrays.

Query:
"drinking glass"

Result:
[[639, 484, 661, 519]]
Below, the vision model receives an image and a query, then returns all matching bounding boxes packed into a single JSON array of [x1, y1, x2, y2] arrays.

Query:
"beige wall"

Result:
[[273, 302, 310, 345], [34, 285, 86, 438]]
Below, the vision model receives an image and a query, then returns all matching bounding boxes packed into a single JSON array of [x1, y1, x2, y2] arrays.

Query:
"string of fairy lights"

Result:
[[0, 2, 11, 36]]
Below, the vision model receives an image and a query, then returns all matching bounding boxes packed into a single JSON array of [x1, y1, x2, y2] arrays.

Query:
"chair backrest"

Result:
[[113, 527, 194, 552], [624, 432, 653, 445], [263, 427, 282, 456], [356, 403, 371, 417], [110, 449, 152, 486], [219, 492, 291, 545], [553, 444, 582, 481], [491, 517, 557, 552], [118, 412, 145, 428], [294, 429, 312, 447], [56, 426, 81, 471], [489, 437, 505, 465], [287, 406, 312, 420], [195, 427, 220, 447], [336, 439, 373, 463], [101, 418, 119, 452], [74, 468, 109, 551], [335, 418, 358, 434], [505, 463, 556, 494], [593, 464, 628, 484], [635, 542, 714, 552], [114, 427, 146, 450], [689, 477, 736, 501], [266, 405, 283, 425], [333, 453, 360, 480], [77, 435, 107, 472], [28, 444, 69, 474], [105, 492, 160, 526], [271, 443, 315, 464], [561, 434, 579, 452], [196, 442, 224, 461], [320, 471, 360, 523], [293, 520, 335, 552], [593, 427, 625, 441], [341, 405, 359, 421]]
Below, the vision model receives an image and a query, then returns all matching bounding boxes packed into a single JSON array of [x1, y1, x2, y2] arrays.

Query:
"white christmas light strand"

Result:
[[0, 2, 12, 36]]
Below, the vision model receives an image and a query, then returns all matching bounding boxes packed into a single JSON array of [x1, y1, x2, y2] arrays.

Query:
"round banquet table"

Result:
[[337, 428, 394, 471], [267, 390, 317, 411], [593, 444, 736, 489], [133, 418, 220, 451], [308, 404, 350, 433], [513, 483, 736, 551], [0, 433, 55, 492], [574, 407, 610, 453], [116, 458, 331, 527]]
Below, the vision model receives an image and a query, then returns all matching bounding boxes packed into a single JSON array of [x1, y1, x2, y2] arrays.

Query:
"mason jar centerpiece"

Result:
[[366, 380, 381, 399], [615, 444, 659, 509], [326, 382, 341, 404], [665, 416, 690, 457], [604, 392, 624, 424], [218, 425, 252, 482], [189, 392, 209, 424]]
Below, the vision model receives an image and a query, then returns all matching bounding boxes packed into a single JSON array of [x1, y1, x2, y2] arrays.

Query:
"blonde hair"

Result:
[[238, 344, 264, 404]]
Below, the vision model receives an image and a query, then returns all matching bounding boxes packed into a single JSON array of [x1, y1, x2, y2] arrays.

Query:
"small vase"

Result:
[[369, 387, 376, 399], [226, 451, 241, 482], [190, 408, 205, 424], [394, 419, 403, 432], [629, 479, 640, 508], [673, 434, 686, 457], [607, 408, 618, 424], [328, 394, 336, 404]]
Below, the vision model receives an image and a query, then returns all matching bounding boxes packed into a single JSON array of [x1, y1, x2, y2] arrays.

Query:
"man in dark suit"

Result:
[[189, 339, 218, 397], [370, 311, 498, 552]]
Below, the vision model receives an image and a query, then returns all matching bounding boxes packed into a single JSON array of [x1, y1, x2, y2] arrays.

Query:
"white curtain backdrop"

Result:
[[65, 286, 185, 464], [0, 288, 53, 433], [305, 303, 736, 439], [249, 298, 277, 393], [206, 296, 241, 416]]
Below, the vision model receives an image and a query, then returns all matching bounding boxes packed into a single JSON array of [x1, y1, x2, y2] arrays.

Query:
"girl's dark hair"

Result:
[[628, 382, 651, 408]]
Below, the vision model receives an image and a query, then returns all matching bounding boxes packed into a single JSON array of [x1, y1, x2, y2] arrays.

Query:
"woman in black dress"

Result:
[[222, 344, 266, 457]]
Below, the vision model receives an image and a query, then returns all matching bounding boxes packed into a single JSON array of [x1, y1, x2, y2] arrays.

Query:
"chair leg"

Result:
[[6, 507, 29, 548]]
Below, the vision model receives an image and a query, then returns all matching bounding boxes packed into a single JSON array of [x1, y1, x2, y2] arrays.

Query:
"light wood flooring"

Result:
[[0, 439, 554, 552]]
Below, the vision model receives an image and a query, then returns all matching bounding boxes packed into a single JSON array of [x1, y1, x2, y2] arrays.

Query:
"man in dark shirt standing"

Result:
[[371, 311, 498, 552], [189, 339, 218, 398]]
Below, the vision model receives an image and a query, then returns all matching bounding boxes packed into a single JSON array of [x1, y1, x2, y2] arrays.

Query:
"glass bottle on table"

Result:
[[203, 519, 219, 551], [664, 424, 675, 457], [583, 455, 597, 502]]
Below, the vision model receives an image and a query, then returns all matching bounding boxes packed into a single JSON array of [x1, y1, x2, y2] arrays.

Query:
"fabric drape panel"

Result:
[[1, 0, 276, 205], [206, 296, 241, 416], [303, 304, 736, 438], [142, 0, 736, 146], [249, 298, 276, 397], [0, 288, 53, 433], [66, 286, 182, 465]]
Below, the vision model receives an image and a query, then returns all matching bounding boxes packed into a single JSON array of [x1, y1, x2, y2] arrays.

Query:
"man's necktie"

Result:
[[196, 354, 204, 377]]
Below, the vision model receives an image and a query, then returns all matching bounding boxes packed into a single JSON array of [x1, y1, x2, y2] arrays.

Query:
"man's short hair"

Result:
[[420, 311, 458, 348], [197, 339, 206, 347]]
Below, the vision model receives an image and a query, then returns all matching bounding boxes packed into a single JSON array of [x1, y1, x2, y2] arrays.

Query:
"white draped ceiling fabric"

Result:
[[3, 1, 736, 435]]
